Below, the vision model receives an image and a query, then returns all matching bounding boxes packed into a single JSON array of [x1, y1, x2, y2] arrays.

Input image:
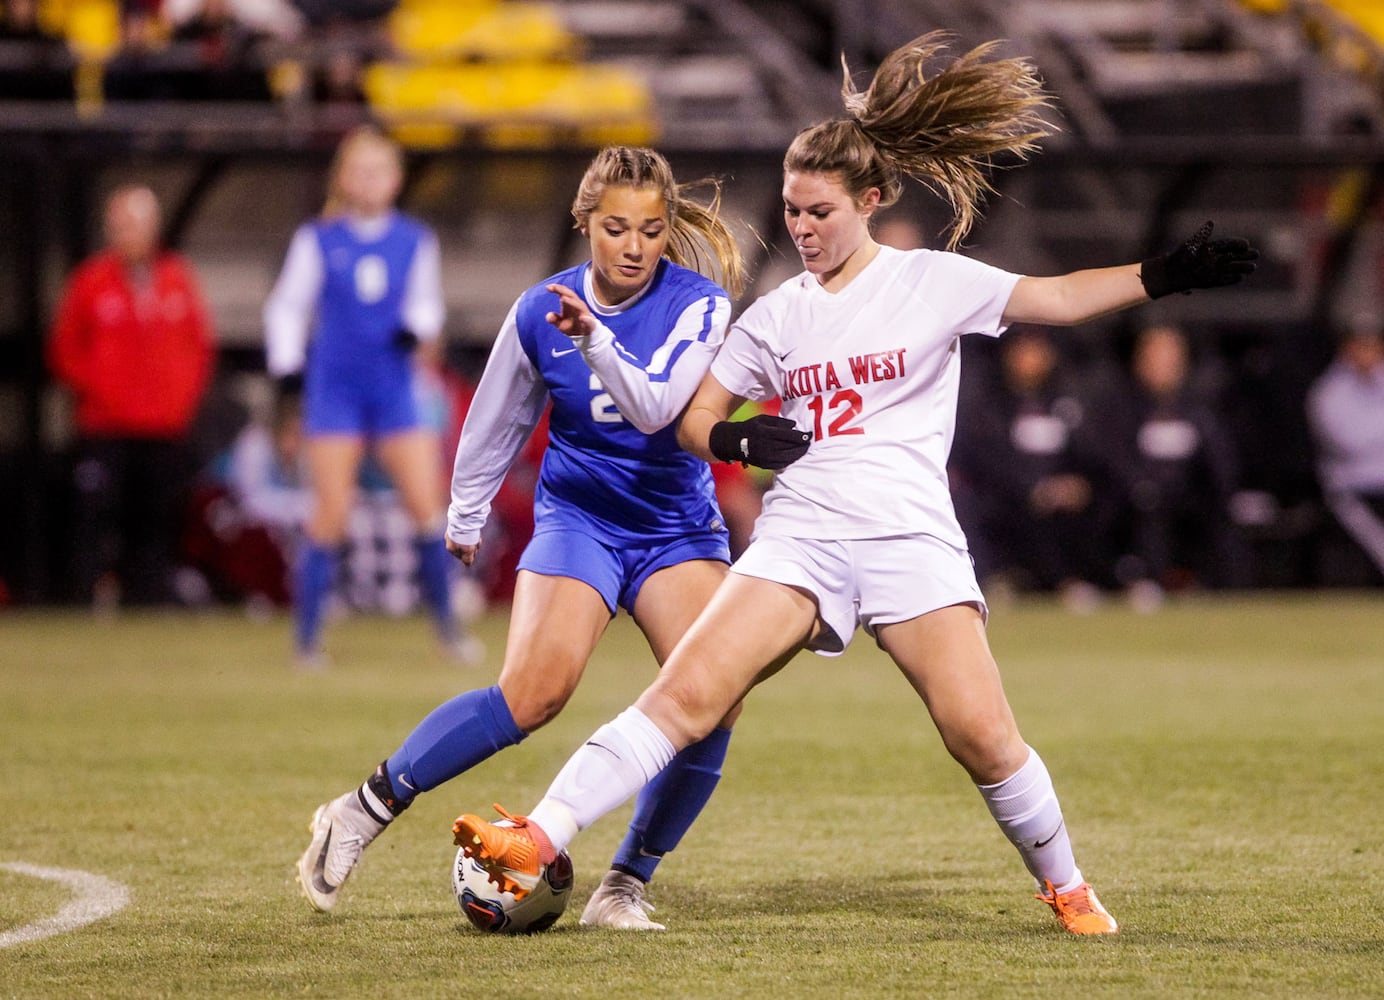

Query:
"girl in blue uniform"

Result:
[[264, 126, 473, 667], [298, 146, 785, 929]]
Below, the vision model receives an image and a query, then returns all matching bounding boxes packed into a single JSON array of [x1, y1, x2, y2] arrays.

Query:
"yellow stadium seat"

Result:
[[460, 3, 577, 61], [363, 60, 657, 149], [390, 1, 574, 61], [1236, 0, 1288, 14], [1327, 0, 1384, 44], [64, 0, 120, 60]]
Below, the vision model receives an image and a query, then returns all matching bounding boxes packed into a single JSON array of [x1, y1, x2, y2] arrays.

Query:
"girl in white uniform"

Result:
[[452, 33, 1257, 935]]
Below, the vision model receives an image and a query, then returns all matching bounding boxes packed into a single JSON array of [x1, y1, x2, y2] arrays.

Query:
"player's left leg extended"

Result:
[[878, 604, 1117, 935]]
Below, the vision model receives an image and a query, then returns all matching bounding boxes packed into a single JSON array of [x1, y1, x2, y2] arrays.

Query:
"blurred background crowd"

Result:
[[1, 0, 1382, 618]]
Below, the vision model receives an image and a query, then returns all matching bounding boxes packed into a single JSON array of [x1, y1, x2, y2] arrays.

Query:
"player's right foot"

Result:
[[579, 870, 666, 931], [452, 805, 544, 900], [296, 792, 386, 912], [1036, 879, 1119, 935]]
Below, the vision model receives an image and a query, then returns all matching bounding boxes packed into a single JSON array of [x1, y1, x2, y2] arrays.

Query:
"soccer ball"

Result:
[[452, 847, 574, 934]]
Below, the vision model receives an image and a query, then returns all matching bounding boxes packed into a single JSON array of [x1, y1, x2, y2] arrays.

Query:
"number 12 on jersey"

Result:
[[805, 389, 863, 439]]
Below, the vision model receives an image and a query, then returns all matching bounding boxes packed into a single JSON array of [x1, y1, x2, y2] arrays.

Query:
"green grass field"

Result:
[[2, 594, 1382, 999]]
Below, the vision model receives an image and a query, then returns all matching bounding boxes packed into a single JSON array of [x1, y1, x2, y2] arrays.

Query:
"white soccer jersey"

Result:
[[711, 245, 1020, 546]]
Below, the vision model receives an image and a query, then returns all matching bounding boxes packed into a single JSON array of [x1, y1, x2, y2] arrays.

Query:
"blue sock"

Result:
[[384, 685, 525, 803], [414, 534, 456, 640], [294, 542, 337, 654], [612, 726, 732, 882]]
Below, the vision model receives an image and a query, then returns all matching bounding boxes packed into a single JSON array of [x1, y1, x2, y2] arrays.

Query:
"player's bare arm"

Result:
[[676, 372, 742, 463], [1003, 264, 1146, 327], [1003, 221, 1257, 328]]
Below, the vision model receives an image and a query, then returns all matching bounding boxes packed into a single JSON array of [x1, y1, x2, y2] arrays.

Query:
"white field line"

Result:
[[0, 862, 130, 948]]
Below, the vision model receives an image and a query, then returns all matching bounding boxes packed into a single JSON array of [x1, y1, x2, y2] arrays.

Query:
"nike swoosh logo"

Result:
[[1034, 820, 1065, 850], [551, 347, 578, 358]]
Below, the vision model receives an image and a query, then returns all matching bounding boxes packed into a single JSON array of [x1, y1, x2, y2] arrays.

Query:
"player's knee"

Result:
[[942, 718, 1025, 784], [500, 667, 581, 733], [641, 682, 718, 747]]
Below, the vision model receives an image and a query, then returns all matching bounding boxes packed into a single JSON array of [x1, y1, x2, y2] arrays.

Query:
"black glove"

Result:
[[708, 414, 811, 471], [275, 372, 304, 399], [392, 327, 421, 352], [1140, 221, 1259, 299]]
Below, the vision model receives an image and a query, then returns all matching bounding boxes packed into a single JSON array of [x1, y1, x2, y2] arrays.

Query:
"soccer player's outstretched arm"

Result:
[[1003, 221, 1258, 327]]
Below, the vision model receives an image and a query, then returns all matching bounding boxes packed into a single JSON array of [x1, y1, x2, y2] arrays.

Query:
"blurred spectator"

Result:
[[106, 0, 295, 102], [0, 0, 75, 99], [102, 8, 174, 101], [951, 326, 1116, 610], [163, 0, 303, 41], [184, 388, 306, 610], [166, 0, 275, 101], [290, 0, 395, 27], [311, 43, 366, 106], [47, 184, 216, 607], [1306, 317, 1384, 585], [1111, 323, 1247, 608]]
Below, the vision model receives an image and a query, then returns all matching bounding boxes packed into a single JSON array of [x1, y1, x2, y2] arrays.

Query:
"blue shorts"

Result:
[[304, 366, 423, 437], [518, 526, 730, 615]]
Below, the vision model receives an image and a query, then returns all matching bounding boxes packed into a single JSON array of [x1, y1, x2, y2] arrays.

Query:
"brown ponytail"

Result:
[[786, 32, 1053, 249]]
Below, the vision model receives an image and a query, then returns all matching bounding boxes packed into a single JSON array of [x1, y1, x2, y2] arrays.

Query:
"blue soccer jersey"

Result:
[[265, 211, 444, 436], [447, 258, 733, 547]]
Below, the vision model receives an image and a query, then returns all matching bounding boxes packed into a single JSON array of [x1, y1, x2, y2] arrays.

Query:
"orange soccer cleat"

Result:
[[452, 804, 545, 900], [1036, 880, 1119, 935]]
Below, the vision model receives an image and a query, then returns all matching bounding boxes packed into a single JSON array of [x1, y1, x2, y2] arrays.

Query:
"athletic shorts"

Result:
[[304, 367, 423, 437], [518, 525, 731, 615], [731, 533, 987, 655]]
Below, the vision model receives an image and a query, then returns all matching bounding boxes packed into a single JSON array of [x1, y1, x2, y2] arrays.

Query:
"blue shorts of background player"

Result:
[[302, 365, 421, 437]]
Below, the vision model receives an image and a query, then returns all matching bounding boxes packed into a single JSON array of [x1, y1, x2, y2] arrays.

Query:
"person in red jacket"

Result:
[[48, 184, 215, 606]]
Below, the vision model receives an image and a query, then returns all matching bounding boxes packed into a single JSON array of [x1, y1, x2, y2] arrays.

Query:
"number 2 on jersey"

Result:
[[805, 389, 864, 439]]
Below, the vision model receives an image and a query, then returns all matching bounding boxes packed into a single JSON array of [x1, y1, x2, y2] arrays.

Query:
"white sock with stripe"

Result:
[[976, 746, 1082, 892], [528, 707, 677, 853]]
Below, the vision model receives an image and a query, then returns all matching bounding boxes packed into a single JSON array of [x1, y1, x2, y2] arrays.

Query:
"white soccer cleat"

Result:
[[296, 792, 386, 913], [579, 870, 666, 931]]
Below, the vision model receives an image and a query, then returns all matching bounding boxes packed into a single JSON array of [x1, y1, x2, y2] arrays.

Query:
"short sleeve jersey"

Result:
[[710, 246, 1021, 546], [514, 258, 729, 543]]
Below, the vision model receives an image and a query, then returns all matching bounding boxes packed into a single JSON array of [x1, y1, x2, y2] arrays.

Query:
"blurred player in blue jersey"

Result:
[[297, 146, 803, 928], [264, 126, 478, 669]]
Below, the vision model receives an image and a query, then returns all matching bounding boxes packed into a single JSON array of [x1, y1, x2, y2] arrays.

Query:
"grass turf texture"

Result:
[[1, 594, 1381, 999]]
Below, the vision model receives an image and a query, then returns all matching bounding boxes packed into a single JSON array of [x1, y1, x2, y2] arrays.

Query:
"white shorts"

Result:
[[731, 533, 987, 655]]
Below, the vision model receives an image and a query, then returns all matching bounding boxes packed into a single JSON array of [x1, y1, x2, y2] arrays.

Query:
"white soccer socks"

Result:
[[528, 707, 678, 853], [977, 746, 1082, 892]]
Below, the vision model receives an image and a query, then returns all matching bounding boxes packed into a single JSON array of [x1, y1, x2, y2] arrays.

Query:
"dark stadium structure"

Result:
[[2, 0, 1382, 601]]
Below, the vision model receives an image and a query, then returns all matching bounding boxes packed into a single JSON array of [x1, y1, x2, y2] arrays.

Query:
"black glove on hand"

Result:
[[708, 414, 811, 472], [1140, 221, 1259, 299], [275, 372, 304, 399], [392, 327, 421, 352]]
